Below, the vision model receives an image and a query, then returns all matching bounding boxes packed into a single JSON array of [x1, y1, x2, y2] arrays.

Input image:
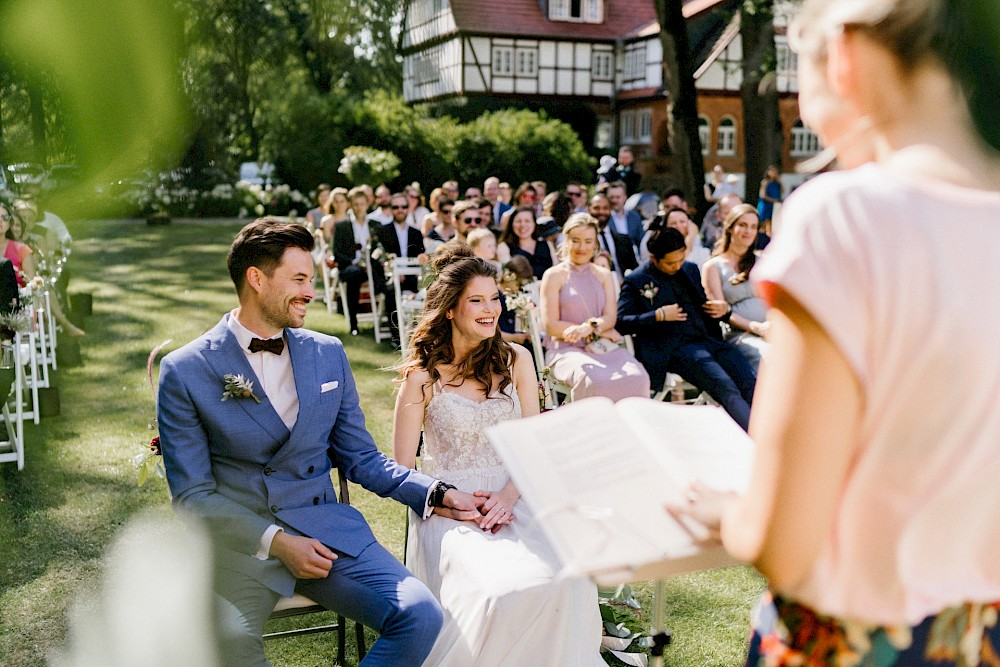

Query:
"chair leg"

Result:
[[355, 621, 367, 661], [337, 613, 346, 666]]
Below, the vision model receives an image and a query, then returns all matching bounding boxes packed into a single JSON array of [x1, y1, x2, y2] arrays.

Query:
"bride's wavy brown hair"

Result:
[[396, 242, 514, 402]]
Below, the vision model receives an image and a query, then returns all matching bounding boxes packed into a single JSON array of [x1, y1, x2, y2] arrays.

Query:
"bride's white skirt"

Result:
[[406, 467, 605, 667]]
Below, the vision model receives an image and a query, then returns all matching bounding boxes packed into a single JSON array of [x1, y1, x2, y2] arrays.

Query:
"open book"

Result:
[[486, 396, 755, 586]]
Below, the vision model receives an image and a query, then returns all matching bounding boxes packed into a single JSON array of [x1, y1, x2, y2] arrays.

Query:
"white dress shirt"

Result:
[[610, 210, 630, 236], [348, 211, 370, 264], [228, 311, 297, 559], [599, 226, 622, 276], [393, 222, 410, 258]]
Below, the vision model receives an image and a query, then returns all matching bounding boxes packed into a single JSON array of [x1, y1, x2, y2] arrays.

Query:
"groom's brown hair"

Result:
[[227, 218, 315, 295]]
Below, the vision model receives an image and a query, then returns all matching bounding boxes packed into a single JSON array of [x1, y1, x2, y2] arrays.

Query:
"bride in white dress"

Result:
[[393, 244, 604, 666]]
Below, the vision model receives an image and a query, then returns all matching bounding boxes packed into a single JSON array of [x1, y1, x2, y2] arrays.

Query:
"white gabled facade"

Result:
[[400, 0, 815, 190]]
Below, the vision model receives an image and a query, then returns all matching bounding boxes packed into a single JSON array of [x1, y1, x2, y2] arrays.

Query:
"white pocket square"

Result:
[[321, 381, 340, 393]]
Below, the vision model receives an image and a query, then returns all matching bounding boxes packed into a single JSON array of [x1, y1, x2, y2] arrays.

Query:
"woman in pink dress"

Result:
[[0, 203, 34, 287], [540, 213, 649, 401]]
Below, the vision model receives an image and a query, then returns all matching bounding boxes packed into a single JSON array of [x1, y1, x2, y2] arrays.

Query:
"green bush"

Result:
[[453, 108, 593, 188], [338, 146, 401, 187], [259, 89, 592, 195]]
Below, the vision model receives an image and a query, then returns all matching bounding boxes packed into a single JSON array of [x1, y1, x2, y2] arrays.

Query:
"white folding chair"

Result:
[[316, 237, 339, 315], [362, 247, 390, 343], [526, 306, 572, 409], [391, 258, 425, 355], [29, 288, 52, 388], [0, 341, 21, 469], [263, 467, 366, 665]]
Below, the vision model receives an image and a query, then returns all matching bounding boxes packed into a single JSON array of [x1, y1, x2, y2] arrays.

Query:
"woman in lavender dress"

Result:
[[540, 213, 649, 401]]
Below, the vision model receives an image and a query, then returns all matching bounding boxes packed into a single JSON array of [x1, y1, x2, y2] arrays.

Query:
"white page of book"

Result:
[[488, 396, 755, 585]]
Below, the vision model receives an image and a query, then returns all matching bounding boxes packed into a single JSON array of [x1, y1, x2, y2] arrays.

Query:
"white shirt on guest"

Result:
[[348, 210, 370, 264], [393, 222, 410, 258], [610, 210, 630, 236], [367, 209, 392, 226]]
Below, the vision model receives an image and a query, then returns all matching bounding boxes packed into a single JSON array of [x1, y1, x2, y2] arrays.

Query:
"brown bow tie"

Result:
[[248, 337, 284, 355]]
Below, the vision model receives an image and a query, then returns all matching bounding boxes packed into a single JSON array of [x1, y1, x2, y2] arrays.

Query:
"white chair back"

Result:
[[359, 241, 390, 343], [391, 258, 425, 355]]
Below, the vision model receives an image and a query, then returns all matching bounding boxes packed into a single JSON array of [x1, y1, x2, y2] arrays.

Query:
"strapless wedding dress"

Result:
[[406, 382, 604, 666]]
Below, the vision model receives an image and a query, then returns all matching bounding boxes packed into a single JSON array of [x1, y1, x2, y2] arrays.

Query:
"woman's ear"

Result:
[[825, 30, 856, 100]]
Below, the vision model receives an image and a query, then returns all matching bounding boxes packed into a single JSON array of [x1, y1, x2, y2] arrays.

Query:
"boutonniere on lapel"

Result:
[[641, 282, 659, 303], [222, 373, 261, 403]]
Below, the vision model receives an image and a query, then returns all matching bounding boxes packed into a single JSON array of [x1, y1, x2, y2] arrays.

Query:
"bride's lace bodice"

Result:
[[420, 382, 521, 481]]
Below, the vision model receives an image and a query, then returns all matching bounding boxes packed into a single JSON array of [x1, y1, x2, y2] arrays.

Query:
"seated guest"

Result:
[[333, 186, 376, 335], [305, 183, 330, 229], [589, 192, 638, 281], [606, 181, 645, 252], [640, 207, 711, 269], [319, 186, 349, 249], [450, 199, 484, 244], [540, 214, 649, 402], [497, 255, 533, 348], [702, 204, 770, 372], [593, 251, 615, 276], [475, 197, 501, 239], [10, 200, 84, 336], [537, 191, 572, 248], [498, 183, 537, 231], [375, 192, 425, 347], [466, 228, 500, 271], [422, 197, 455, 254], [0, 202, 34, 286], [617, 227, 756, 430], [367, 184, 393, 225], [496, 206, 553, 280], [404, 184, 430, 229]]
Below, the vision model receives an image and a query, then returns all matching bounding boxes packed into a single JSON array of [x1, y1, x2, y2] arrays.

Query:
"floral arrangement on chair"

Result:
[[134, 339, 172, 487]]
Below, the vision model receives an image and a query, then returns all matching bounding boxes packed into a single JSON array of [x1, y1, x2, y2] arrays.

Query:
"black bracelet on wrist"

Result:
[[429, 480, 457, 507]]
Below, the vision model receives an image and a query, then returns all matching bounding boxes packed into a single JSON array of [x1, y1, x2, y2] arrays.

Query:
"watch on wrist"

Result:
[[429, 480, 457, 507]]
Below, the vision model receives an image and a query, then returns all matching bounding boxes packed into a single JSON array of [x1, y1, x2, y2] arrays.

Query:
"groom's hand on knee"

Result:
[[270, 532, 337, 579]]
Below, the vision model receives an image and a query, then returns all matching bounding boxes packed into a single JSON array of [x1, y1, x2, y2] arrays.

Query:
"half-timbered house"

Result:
[[400, 0, 819, 193]]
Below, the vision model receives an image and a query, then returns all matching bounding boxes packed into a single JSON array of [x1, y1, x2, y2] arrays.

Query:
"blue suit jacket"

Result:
[[616, 261, 723, 390], [158, 315, 435, 596]]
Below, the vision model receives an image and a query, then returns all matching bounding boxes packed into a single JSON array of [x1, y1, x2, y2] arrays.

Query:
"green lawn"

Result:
[[0, 219, 764, 666]]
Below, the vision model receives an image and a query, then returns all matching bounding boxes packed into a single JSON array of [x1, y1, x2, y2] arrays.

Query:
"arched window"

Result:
[[717, 116, 736, 156], [791, 119, 821, 156], [698, 116, 711, 156]]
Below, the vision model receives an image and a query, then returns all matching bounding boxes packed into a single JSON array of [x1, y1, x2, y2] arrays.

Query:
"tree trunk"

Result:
[[656, 0, 707, 216], [740, 2, 782, 207], [28, 83, 46, 166]]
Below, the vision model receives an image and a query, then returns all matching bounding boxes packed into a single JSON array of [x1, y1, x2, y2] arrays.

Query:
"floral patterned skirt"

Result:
[[745, 591, 1000, 666]]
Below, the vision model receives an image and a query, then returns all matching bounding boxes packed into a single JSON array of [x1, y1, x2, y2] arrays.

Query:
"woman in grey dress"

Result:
[[702, 204, 770, 371]]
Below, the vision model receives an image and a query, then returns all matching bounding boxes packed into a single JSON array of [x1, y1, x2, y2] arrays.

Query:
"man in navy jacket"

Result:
[[617, 228, 756, 430]]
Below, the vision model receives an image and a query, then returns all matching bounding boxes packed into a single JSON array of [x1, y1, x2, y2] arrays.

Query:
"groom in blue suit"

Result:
[[158, 219, 484, 666]]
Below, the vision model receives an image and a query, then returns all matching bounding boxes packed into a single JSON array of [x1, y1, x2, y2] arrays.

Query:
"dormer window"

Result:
[[549, 0, 603, 23]]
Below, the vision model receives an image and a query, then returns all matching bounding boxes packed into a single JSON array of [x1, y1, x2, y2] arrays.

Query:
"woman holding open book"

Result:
[[393, 244, 604, 666], [674, 0, 1000, 664]]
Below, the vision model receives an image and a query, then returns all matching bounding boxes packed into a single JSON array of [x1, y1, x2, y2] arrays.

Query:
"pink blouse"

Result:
[[753, 164, 1000, 624]]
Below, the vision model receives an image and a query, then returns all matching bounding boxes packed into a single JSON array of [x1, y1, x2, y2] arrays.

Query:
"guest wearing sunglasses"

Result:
[[565, 181, 588, 213], [375, 193, 426, 347], [422, 198, 456, 254], [450, 200, 484, 244]]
